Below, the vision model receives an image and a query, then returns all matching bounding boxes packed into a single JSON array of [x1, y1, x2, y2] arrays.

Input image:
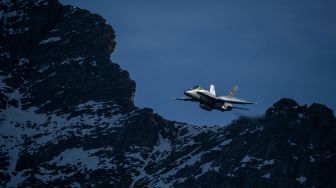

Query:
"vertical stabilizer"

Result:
[[227, 86, 238, 98], [210, 84, 216, 96]]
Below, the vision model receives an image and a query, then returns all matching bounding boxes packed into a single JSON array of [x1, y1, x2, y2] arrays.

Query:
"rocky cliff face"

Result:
[[1, 0, 335, 187]]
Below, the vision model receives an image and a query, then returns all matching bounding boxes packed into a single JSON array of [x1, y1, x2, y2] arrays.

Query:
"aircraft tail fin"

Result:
[[227, 85, 238, 98], [210, 84, 216, 96]]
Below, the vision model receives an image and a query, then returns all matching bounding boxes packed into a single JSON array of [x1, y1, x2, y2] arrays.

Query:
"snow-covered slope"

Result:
[[1, 0, 336, 187]]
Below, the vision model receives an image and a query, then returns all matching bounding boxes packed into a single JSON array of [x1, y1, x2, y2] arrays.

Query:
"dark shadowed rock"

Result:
[[1, 0, 335, 187], [265, 98, 301, 120], [307, 103, 334, 128], [1, 0, 135, 115]]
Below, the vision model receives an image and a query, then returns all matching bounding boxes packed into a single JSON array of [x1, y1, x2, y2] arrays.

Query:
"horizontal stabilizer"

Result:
[[232, 106, 250, 110]]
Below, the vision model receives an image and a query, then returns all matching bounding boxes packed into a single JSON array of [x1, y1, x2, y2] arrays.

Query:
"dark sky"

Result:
[[60, 0, 336, 125]]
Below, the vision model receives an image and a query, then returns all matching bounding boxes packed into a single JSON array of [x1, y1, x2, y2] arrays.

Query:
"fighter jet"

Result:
[[171, 85, 256, 111]]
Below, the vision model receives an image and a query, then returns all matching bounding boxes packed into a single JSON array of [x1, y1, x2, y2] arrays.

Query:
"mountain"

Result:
[[1, 0, 335, 187]]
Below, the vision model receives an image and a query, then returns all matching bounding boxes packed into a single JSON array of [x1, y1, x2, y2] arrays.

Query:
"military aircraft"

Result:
[[171, 85, 256, 111]]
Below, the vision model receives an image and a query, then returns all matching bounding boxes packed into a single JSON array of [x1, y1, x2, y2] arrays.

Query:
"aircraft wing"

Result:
[[170, 97, 196, 101], [216, 96, 256, 105], [232, 106, 250, 110], [196, 91, 217, 102]]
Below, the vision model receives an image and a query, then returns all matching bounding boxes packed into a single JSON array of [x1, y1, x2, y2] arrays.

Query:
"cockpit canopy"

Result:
[[191, 86, 202, 90]]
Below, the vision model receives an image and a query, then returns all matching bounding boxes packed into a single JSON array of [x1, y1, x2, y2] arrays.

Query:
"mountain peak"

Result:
[[266, 98, 334, 127], [1, 0, 135, 114]]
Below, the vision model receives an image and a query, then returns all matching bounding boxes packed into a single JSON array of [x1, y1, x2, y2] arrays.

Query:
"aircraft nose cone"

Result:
[[184, 90, 191, 97]]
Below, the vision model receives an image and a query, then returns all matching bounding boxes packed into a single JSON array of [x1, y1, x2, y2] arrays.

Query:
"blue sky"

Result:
[[60, 0, 336, 125]]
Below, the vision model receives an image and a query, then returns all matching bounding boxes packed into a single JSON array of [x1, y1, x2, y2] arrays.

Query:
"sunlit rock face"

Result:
[[1, 0, 335, 187]]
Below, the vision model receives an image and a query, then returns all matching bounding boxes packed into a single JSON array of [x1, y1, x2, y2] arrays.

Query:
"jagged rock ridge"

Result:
[[1, 0, 336, 187]]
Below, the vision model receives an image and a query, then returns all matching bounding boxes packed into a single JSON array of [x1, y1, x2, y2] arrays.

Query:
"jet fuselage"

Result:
[[184, 87, 233, 111]]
